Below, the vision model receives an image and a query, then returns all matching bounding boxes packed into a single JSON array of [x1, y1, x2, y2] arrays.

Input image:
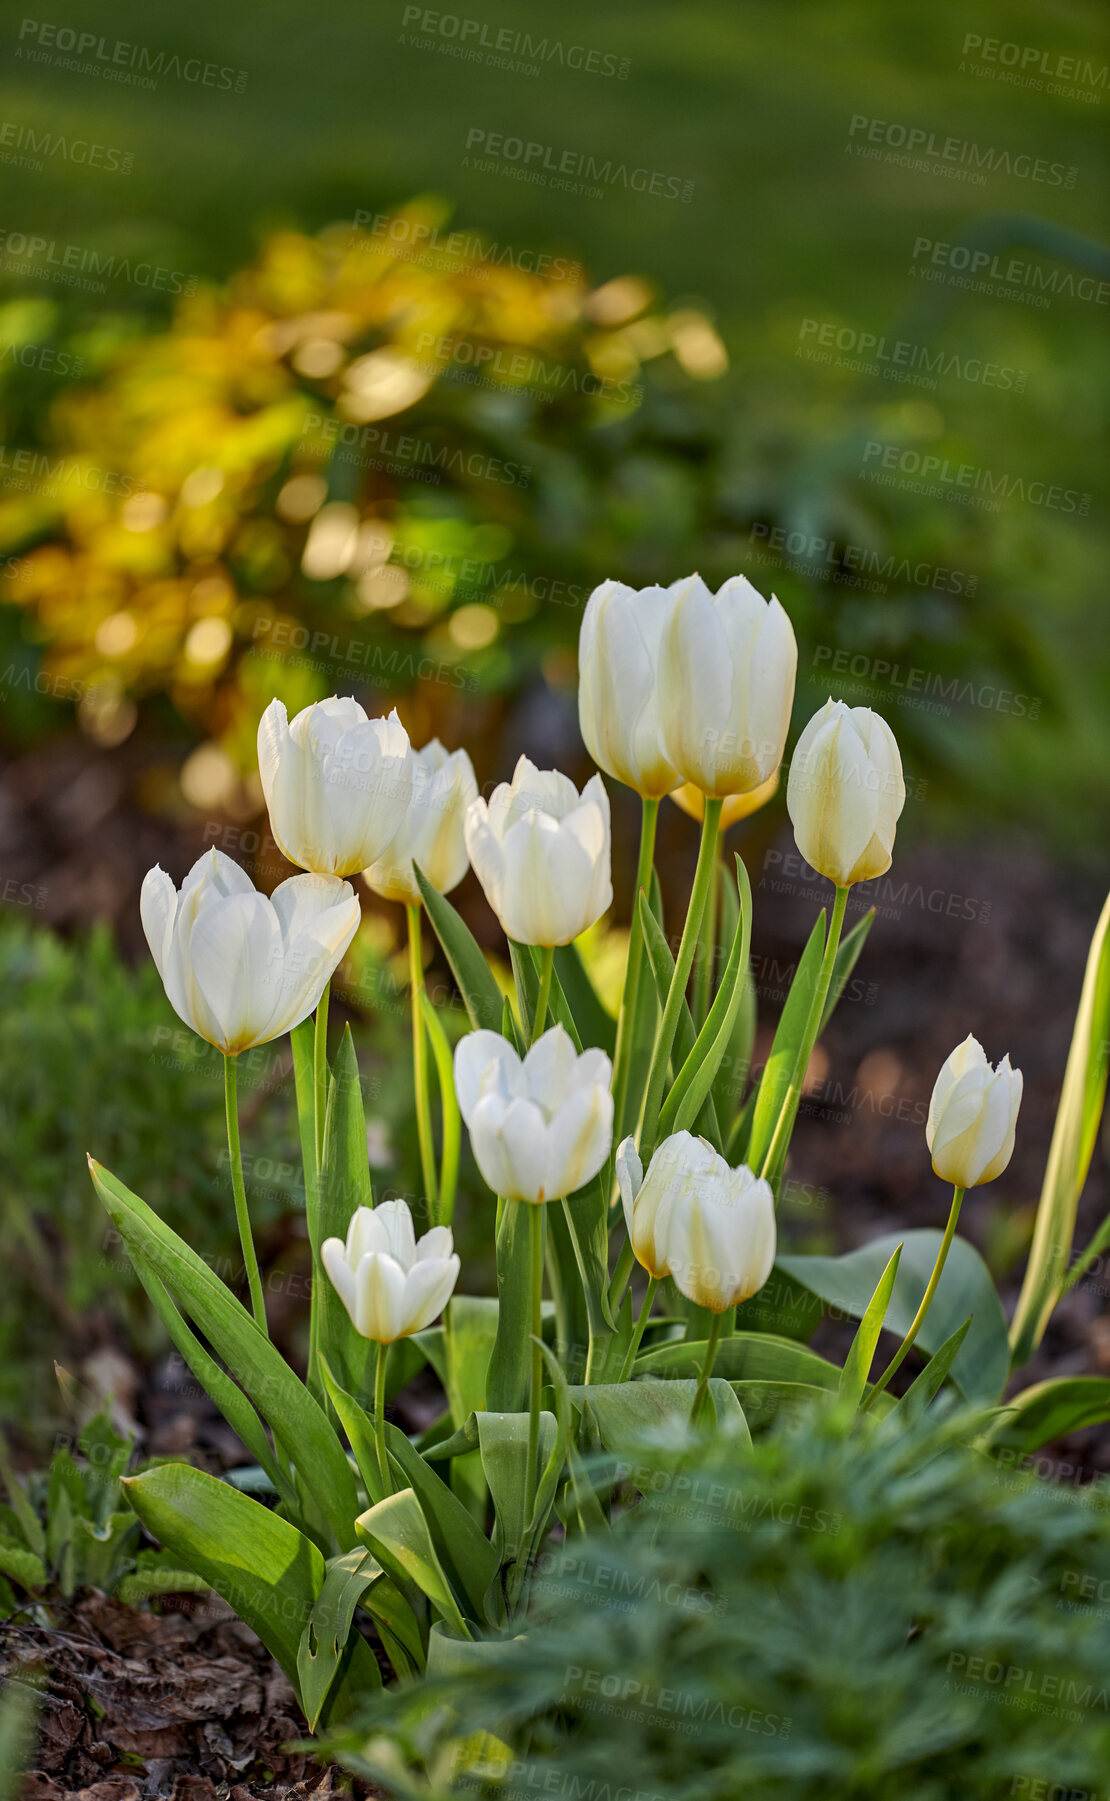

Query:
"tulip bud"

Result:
[[322, 1200, 460, 1343], [926, 1035, 1023, 1188], [786, 698, 905, 886], [258, 696, 413, 877], [616, 1131, 776, 1312], [363, 740, 478, 904], [454, 1025, 613, 1204], [578, 580, 680, 798], [464, 756, 612, 947], [658, 575, 797, 798], [669, 771, 779, 833], [141, 849, 361, 1055]]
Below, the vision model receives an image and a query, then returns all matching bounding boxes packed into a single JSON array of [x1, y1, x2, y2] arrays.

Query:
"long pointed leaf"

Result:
[[838, 1243, 902, 1411], [414, 864, 504, 1032], [746, 911, 825, 1179]]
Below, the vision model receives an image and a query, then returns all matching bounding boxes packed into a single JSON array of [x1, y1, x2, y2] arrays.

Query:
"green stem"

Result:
[[223, 1054, 267, 1334], [373, 1341, 391, 1497], [760, 883, 849, 1187], [640, 797, 723, 1163], [611, 796, 660, 1138], [407, 904, 439, 1225], [313, 977, 330, 1171], [608, 1237, 635, 1316], [525, 1203, 546, 1525], [690, 1311, 723, 1425], [865, 1187, 965, 1408], [693, 841, 721, 1031], [619, 1276, 659, 1381], [531, 945, 554, 1044]]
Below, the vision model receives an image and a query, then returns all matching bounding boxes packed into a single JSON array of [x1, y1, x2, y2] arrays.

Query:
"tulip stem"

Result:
[[864, 1187, 965, 1409], [525, 1203, 546, 1526], [407, 904, 440, 1224], [619, 1276, 659, 1381], [690, 1312, 723, 1425], [223, 1055, 267, 1334], [693, 842, 721, 1031], [373, 1342, 391, 1497], [759, 883, 849, 1190], [531, 946, 554, 1044], [313, 979, 330, 1172], [612, 796, 660, 1138], [641, 798, 723, 1163]]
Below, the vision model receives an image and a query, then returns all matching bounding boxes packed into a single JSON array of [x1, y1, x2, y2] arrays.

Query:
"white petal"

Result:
[[454, 1031, 521, 1126], [355, 1250, 408, 1342], [398, 1255, 460, 1335], [543, 1083, 614, 1200], [371, 1198, 417, 1271], [140, 866, 178, 987]]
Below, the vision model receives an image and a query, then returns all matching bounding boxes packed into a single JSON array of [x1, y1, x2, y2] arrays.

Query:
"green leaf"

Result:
[[746, 911, 826, 1179], [1010, 891, 1110, 1365], [659, 855, 753, 1138], [890, 1318, 973, 1422], [475, 1410, 557, 1569], [0, 1539, 45, 1591], [383, 1423, 498, 1619], [289, 1016, 320, 1242], [565, 1378, 744, 1449], [779, 1230, 1010, 1406], [90, 1159, 359, 1551], [634, 1331, 840, 1389], [982, 1377, 1110, 1457], [297, 1548, 382, 1730], [552, 944, 616, 1054], [637, 892, 721, 1141], [123, 1465, 325, 1691], [484, 1199, 533, 1415], [415, 864, 504, 1032], [838, 1243, 902, 1411], [319, 1027, 374, 1395], [818, 908, 875, 1035], [419, 990, 461, 1218], [115, 1551, 209, 1606], [733, 1379, 885, 1430], [354, 1488, 471, 1639], [317, 1353, 386, 1506]]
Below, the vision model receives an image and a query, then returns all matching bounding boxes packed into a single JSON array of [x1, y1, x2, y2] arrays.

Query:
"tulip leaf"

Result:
[[414, 863, 504, 1033], [637, 891, 721, 1141], [711, 859, 755, 1129], [319, 1027, 375, 1396], [779, 1230, 1010, 1405], [566, 1378, 747, 1448], [659, 855, 753, 1138], [819, 908, 875, 1035], [382, 1421, 498, 1619], [122, 1463, 377, 1723], [980, 1377, 1110, 1457], [90, 1159, 360, 1551], [418, 989, 462, 1218], [745, 911, 826, 1182], [552, 943, 617, 1055], [634, 1331, 840, 1389], [733, 1379, 889, 1429], [890, 1318, 973, 1422], [297, 1549, 382, 1730], [317, 1353, 386, 1505], [355, 1488, 471, 1640], [475, 1409, 558, 1571], [290, 1016, 320, 1239], [1010, 891, 1110, 1366], [485, 1197, 535, 1416], [838, 1242, 902, 1411]]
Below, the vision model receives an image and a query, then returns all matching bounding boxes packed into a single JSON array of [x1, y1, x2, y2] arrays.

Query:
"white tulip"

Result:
[[322, 1200, 460, 1343], [657, 575, 797, 798], [464, 755, 612, 947], [616, 1131, 776, 1312], [926, 1035, 1023, 1188], [786, 699, 905, 887], [363, 740, 478, 905], [577, 579, 680, 798], [454, 1024, 613, 1204], [141, 849, 360, 1055], [258, 696, 413, 877]]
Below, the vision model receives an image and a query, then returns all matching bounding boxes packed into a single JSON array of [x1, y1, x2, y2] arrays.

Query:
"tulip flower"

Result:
[[454, 1025, 613, 1204], [657, 575, 797, 798], [926, 1035, 1023, 1188], [363, 740, 478, 905], [464, 756, 612, 948], [577, 579, 680, 799], [322, 1201, 460, 1344], [140, 849, 361, 1056], [258, 696, 413, 878], [616, 1131, 776, 1312], [786, 699, 905, 887]]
